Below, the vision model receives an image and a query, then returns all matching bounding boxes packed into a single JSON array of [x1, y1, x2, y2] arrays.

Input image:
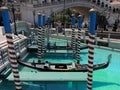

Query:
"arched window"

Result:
[[109, 6, 111, 11], [92, 0, 96, 3], [101, 2, 104, 7], [105, 4, 108, 8], [113, 8, 115, 13], [97, 0, 100, 5], [115, 8, 119, 13], [116, 8, 119, 11]]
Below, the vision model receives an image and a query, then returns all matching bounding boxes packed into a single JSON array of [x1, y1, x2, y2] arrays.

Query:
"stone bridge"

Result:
[[20, 0, 118, 25]]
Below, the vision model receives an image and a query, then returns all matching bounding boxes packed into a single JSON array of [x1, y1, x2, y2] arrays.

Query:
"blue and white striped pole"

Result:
[[48, 16, 51, 26], [37, 13, 42, 63], [38, 13, 42, 27], [76, 15, 82, 64], [0, 7, 22, 90], [87, 8, 96, 90], [41, 14, 46, 57], [71, 14, 76, 58], [43, 14, 46, 26]]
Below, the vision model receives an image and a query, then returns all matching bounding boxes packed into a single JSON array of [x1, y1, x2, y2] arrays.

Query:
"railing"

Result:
[[31, 0, 112, 16], [33, 0, 90, 8]]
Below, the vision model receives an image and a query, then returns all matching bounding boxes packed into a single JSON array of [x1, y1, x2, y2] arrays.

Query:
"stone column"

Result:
[[29, 0, 33, 4], [71, 14, 76, 58], [47, 0, 51, 3], [38, 0, 42, 4]]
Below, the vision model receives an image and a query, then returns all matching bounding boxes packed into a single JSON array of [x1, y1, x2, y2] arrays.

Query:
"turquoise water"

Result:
[[1, 38, 120, 90], [93, 48, 120, 90], [18, 47, 120, 90]]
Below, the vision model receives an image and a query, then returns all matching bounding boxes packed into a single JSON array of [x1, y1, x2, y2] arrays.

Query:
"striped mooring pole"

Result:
[[37, 13, 42, 62], [41, 14, 46, 57], [76, 15, 82, 64], [47, 16, 51, 44], [0, 7, 22, 90], [71, 14, 76, 58], [87, 8, 96, 90]]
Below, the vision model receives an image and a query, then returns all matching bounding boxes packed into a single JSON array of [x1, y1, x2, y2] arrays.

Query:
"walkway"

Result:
[[7, 72, 87, 81], [50, 28, 120, 49]]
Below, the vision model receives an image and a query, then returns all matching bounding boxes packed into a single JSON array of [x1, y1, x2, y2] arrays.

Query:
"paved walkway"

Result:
[[51, 32, 120, 49], [7, 72, 87, 81]]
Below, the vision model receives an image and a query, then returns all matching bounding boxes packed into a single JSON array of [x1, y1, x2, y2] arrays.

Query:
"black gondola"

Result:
[[46, 43, 88, 50], [17, 54, 111, 72]]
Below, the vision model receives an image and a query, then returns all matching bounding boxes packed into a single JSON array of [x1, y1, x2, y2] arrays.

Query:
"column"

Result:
[[76, 15, 82, 64], [47, 0, 52, 3], [0, 6, 22, 90], [41, 14, 46, 57], [87, 8, 96, 90], [71, 14, 76, 58], [38, 0, 42, 4], [37, 13, 42, 62]]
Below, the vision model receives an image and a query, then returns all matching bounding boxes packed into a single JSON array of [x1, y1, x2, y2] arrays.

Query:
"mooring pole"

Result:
[[41, 14, 46, 57], [71, 14, 76, 58], [37, 13, 42, 63], [87, 8, 96, 90], [47, 16, 51, 44], [0, 6, 22, 90], [76, 15, 82, 64]]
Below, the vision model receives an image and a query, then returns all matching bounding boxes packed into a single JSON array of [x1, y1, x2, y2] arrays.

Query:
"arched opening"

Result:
[[97, 0, 100, 5], [113, 8, 116, 13], [101, 2, 104, 7], [92, 0, 96, 3], [51, 0, 55, 3], [116, 8, 119, 13], [109, 6, 111, 11], [105, 4, 108, 8], [50, 6, 90, 28]]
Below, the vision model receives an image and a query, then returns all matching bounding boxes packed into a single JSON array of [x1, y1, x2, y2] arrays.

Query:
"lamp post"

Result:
[[62, 0, 66, 36], [11, 3, 17, 35], [33, 10, 36, 28], [63, 0, 65, 28], [51, 9, 54, 28]]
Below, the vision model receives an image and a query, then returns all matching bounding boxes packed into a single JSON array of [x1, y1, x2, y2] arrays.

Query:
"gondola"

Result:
[[47, 42, 88, 50], [28, 45, 88, 52], [17, 54, 111, 72]]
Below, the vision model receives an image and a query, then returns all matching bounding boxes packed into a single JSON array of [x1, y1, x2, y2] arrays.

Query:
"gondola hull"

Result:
[[17, 54, 111, 72]]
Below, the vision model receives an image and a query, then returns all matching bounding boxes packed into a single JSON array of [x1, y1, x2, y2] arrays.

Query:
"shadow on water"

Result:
[[22, 81, 87, 90], [2, 80, 120, 90], [80, 52, 88, 55], [93, 81, 120, 88]]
